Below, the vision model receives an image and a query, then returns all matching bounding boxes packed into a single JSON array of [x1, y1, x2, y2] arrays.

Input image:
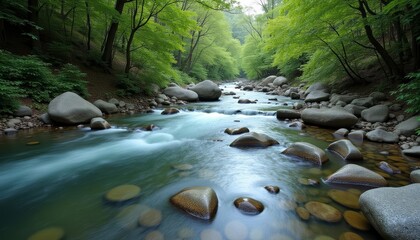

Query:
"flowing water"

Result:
[[0, 83, 414, 240]]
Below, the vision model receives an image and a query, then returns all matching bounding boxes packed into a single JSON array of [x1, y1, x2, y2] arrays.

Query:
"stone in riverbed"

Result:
[[276, 109, 301, 120], [264, 185, 280, 194], [230, 132, 279, 148], [161, 108, 180, 115], [333, 128, 349, 137], [325, 164, 387, 187], [170, 186, 218, 220], [93, 99, 118, 114], [327, 189, 360, 209], [327, 139, 363, 161], [224, 127, 250, 135], [28, 227, 65, 240], [138, 208, 162, 227], [234, 197, 264, 215], [394, 116, 420, 136], [361, 105, 389, 123], [343, 104, 366, 117], [366, 128, 398, 143], [145, 231, 164, 240], [378, 161, 400, 174], [282, 142, 328, 165], [189, 80, 221, 101], [348, 130, 365, 142], [304, 82, 329, 96], [304, 201, 342, 223], [13, 105, 32, 117], [359, 184, 420, 240], [304, 90, 330, 103], [90, 117, 111, 130], [163, 86, 198, 102], [295, 206, 310, 220], [402, 146, 420, 158], [238, 99, 256, 104], [343, 210, 371, 231], [351, 97, 374, 107], [410, 170, 420, 183], [301, 108, 358, 128], [105, 184, 141, 203], [273, 76, 288, 86], [339, 232, 363, 240], [48, 92, 102, 124]]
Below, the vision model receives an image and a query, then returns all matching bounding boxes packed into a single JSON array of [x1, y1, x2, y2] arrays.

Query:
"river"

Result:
[[0, 83, 411, 239]]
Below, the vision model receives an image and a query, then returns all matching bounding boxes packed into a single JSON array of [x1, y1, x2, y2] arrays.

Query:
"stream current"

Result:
[[0, 83, 410, 239]]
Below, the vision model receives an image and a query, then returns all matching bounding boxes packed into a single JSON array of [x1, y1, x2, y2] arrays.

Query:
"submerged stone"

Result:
[[145, 231, 164, 240], [343, 210, 371, 231], [296, 207, 310, 221], [304, 201, 342, 223], [234, 197, 264, 215], [28, 227, 64, 240], [138, 208, 162, 227], [327, 189, 360, 209], [282, 142, 328, 165], [105, 184, 141, 203], [339, 232, 364, 240], [170, 186, 218, 220]]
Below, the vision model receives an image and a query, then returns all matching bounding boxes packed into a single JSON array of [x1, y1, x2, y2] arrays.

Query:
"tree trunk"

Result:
[[101, 0, 126, 68], [124, 30, 135, 73], [28, 0, 41, 50], [85, 1, 91, 50]]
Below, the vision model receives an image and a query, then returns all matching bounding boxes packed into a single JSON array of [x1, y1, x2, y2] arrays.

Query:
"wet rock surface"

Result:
[[282, 142, 328, 165], [230, 132, 279, 148], [233, 197, 264, 215]]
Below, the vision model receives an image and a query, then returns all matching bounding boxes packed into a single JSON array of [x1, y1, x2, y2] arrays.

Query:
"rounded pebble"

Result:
[[234, 197, 264, 215], [296, 206, 310, 220], [343, 211, 371, 231], [305, 201, 342, 223], [264, 185, 280, 194], [105, 184, 141, 203], [328, 189, 360, 209], [28, 227, 64, 240], [138, 208, 162, 227]]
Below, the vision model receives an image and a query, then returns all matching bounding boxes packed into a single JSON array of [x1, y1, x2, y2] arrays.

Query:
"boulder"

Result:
[[410, 170, 420, 183], [330, 94, 358, 105], [6, 118, 21, 128], [276, 109, 301, 120], [233, 197, 264, 215], [301, 108, 358, 128], [48, 92, 102, 124], [273, 76, 288, 86], [161, 108, 180, 115], [109, 98, 119, 105], [304, 90, 330, 103], [259, 75, 277, 86], [402, 146, 420, 158], [290, 92, 300, 99], [94, 99, 118, 114], [282, 142, 328, 165], [13, 105, 32, 117], [394, 116, 420, 136], [230, 132, 279, 148], [4, 128, 17, 135], [264, 185, 280, 194], [325, 164, 387, 187], [238, 99, 256, 104], [348, 130, 365, 142], [344, 104, 366, 117], [327, 139, 363, 161], [369, 92, 387, 102], [170, 186, 218, 220], [39, 113, 51, 124], [90, 117, 111, 130], [366, 128, 398, 143], [189, 80, 221, 101], [304, 82, 329, 96], [361, 105, 389, 123], [351, 97, 374, 107], [224, 127, 250, 135], [333, 128, 349, 137], [163, 86, 198, 102], [359, 184, 420, 240]]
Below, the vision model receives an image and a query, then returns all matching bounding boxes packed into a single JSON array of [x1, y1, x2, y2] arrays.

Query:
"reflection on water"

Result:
[[0, 83, 409, 239]]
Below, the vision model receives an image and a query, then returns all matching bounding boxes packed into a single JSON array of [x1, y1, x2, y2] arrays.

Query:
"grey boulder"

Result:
[[361, 105, 389, 123], [366, 128, 398, 143], [276, 109, 301, 120], [304, 82, 329, 96], [301, 108, 358, 128], [189, 80, 221, 101], [13, 105, 32, 117], [304, 90, 330, 103], [330, 94, 358, 105], [48, 92, 102, 124], [230, 132, 279, 148], [282, 142, 328, 165], [360, 184, 420, 240], [325, 164, 387, 187], [351, 97, 374, 107], [94, 99, 118, 114], [402, 146, 420, 158], [273, 76, 288, 86], [344, 104, 366, 117], [394, 116, 420, 136], [163, 86, 198, 102], [90, 117, 111, 130], [327, 139, 363, 161], [410, 170, 420, 183]]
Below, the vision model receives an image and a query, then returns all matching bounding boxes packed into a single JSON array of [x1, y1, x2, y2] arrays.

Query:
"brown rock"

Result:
[[343, 211, 371, 231], [325, 164, 387, 187], [138, 208, 162, 227], [105, 185, 141, 203], [224, 127, 250, 135], [327, 189, 360, 209], [296, 207, 310, 220], [264, 185, 280, 194], [282, 142, 328, 165], [161, 108, 180, 115], [339, 232, 364, 240], [234, 197, 264, 215], [304, 201, 342, 223], [170, 186, 218, 220], [230, 132, 279, 148]]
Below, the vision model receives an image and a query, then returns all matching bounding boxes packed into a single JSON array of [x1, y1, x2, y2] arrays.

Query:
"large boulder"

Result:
[[272, 76, 288, 87], [276, 109, 301, 120], [230, 132, 279, 148], [403, 146, 420, 158], [351, 97, 374, 107], [189, 80, 221, 101], [361, 105, 389, 123], [369, 92, 387, 102], [344, 104, 367, 117], [282, 142, 328, 165], [163, 86, 198, 102], [394, 116, 420, 136], [330, 94, 358, 105], [327, 139, 363, 161], [90, 117, 111, 130], [325, 164, 387, 187], [359, 184, 420, 240], [366, 128, 398, 143], [170, 187, 218, 220], [259, 75, 277, 86], [94, 100, 118, 114], [304, 82, 329, 96], [48, 92, 102, 124], [304, 90, 330, 103], [301, 108, 358, 128], [13, 105, 32, 117]]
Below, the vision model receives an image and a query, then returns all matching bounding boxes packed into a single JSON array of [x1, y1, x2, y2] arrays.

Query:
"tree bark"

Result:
[[101, 0, 126, 67], [85, 1, 91, 50], [28, 0, 41, 50], [124, 30, 135, 73]]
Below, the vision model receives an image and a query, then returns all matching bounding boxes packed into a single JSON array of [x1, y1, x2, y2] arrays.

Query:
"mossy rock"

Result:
[[343, 211, 371, 231], [327, 189, 360, 209], [28, 227, 64, 240], [305, 201, 342, 223], [105, 184, 141, 203]]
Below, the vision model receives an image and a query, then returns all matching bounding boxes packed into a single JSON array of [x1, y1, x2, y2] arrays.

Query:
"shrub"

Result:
[[0, 79, 24, 114], [392, 72, 420, 114]]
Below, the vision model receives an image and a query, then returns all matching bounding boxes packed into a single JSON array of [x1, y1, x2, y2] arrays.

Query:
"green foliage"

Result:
[[116, 74, 142, 97], [392, 72, 420, 114], [0, 51, 87, 113]]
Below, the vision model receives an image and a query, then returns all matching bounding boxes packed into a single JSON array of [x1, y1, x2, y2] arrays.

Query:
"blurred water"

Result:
[[0, 83, 396, 239]]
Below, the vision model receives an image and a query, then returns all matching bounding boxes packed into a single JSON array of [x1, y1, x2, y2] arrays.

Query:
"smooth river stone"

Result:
[[343, 210, 371, 231], [105, 184, 141, 203], [304, 201, 342, 223], [138, 208, 162, 227], [161, 108, 180, 115], [145, 231, 164, 240], [116, 204, 149, 229], [301, 108, 358, 128], [339, 232, 364, 240], [224, 127, 250, 135], [230, 132, 279, 148], [234, 197, 264, 215], [170, 186, 218, 220], [327, 189, 360, 209], [28, 227, 64, 240], [327, 139, 363, 161], [295, 206, 310, 220], [325, 164, 387, 187], [264, 185, 280, 194], [282, 142, 328, 165]]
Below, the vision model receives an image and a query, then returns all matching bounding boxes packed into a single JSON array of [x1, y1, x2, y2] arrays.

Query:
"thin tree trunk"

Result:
[[28, 0, 41, 50], [85, 1, 91, 50], [124, 30, 135, 73]]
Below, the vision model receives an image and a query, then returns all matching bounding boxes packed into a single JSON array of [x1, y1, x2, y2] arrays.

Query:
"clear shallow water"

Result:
[[0, 83, 412, 240]]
